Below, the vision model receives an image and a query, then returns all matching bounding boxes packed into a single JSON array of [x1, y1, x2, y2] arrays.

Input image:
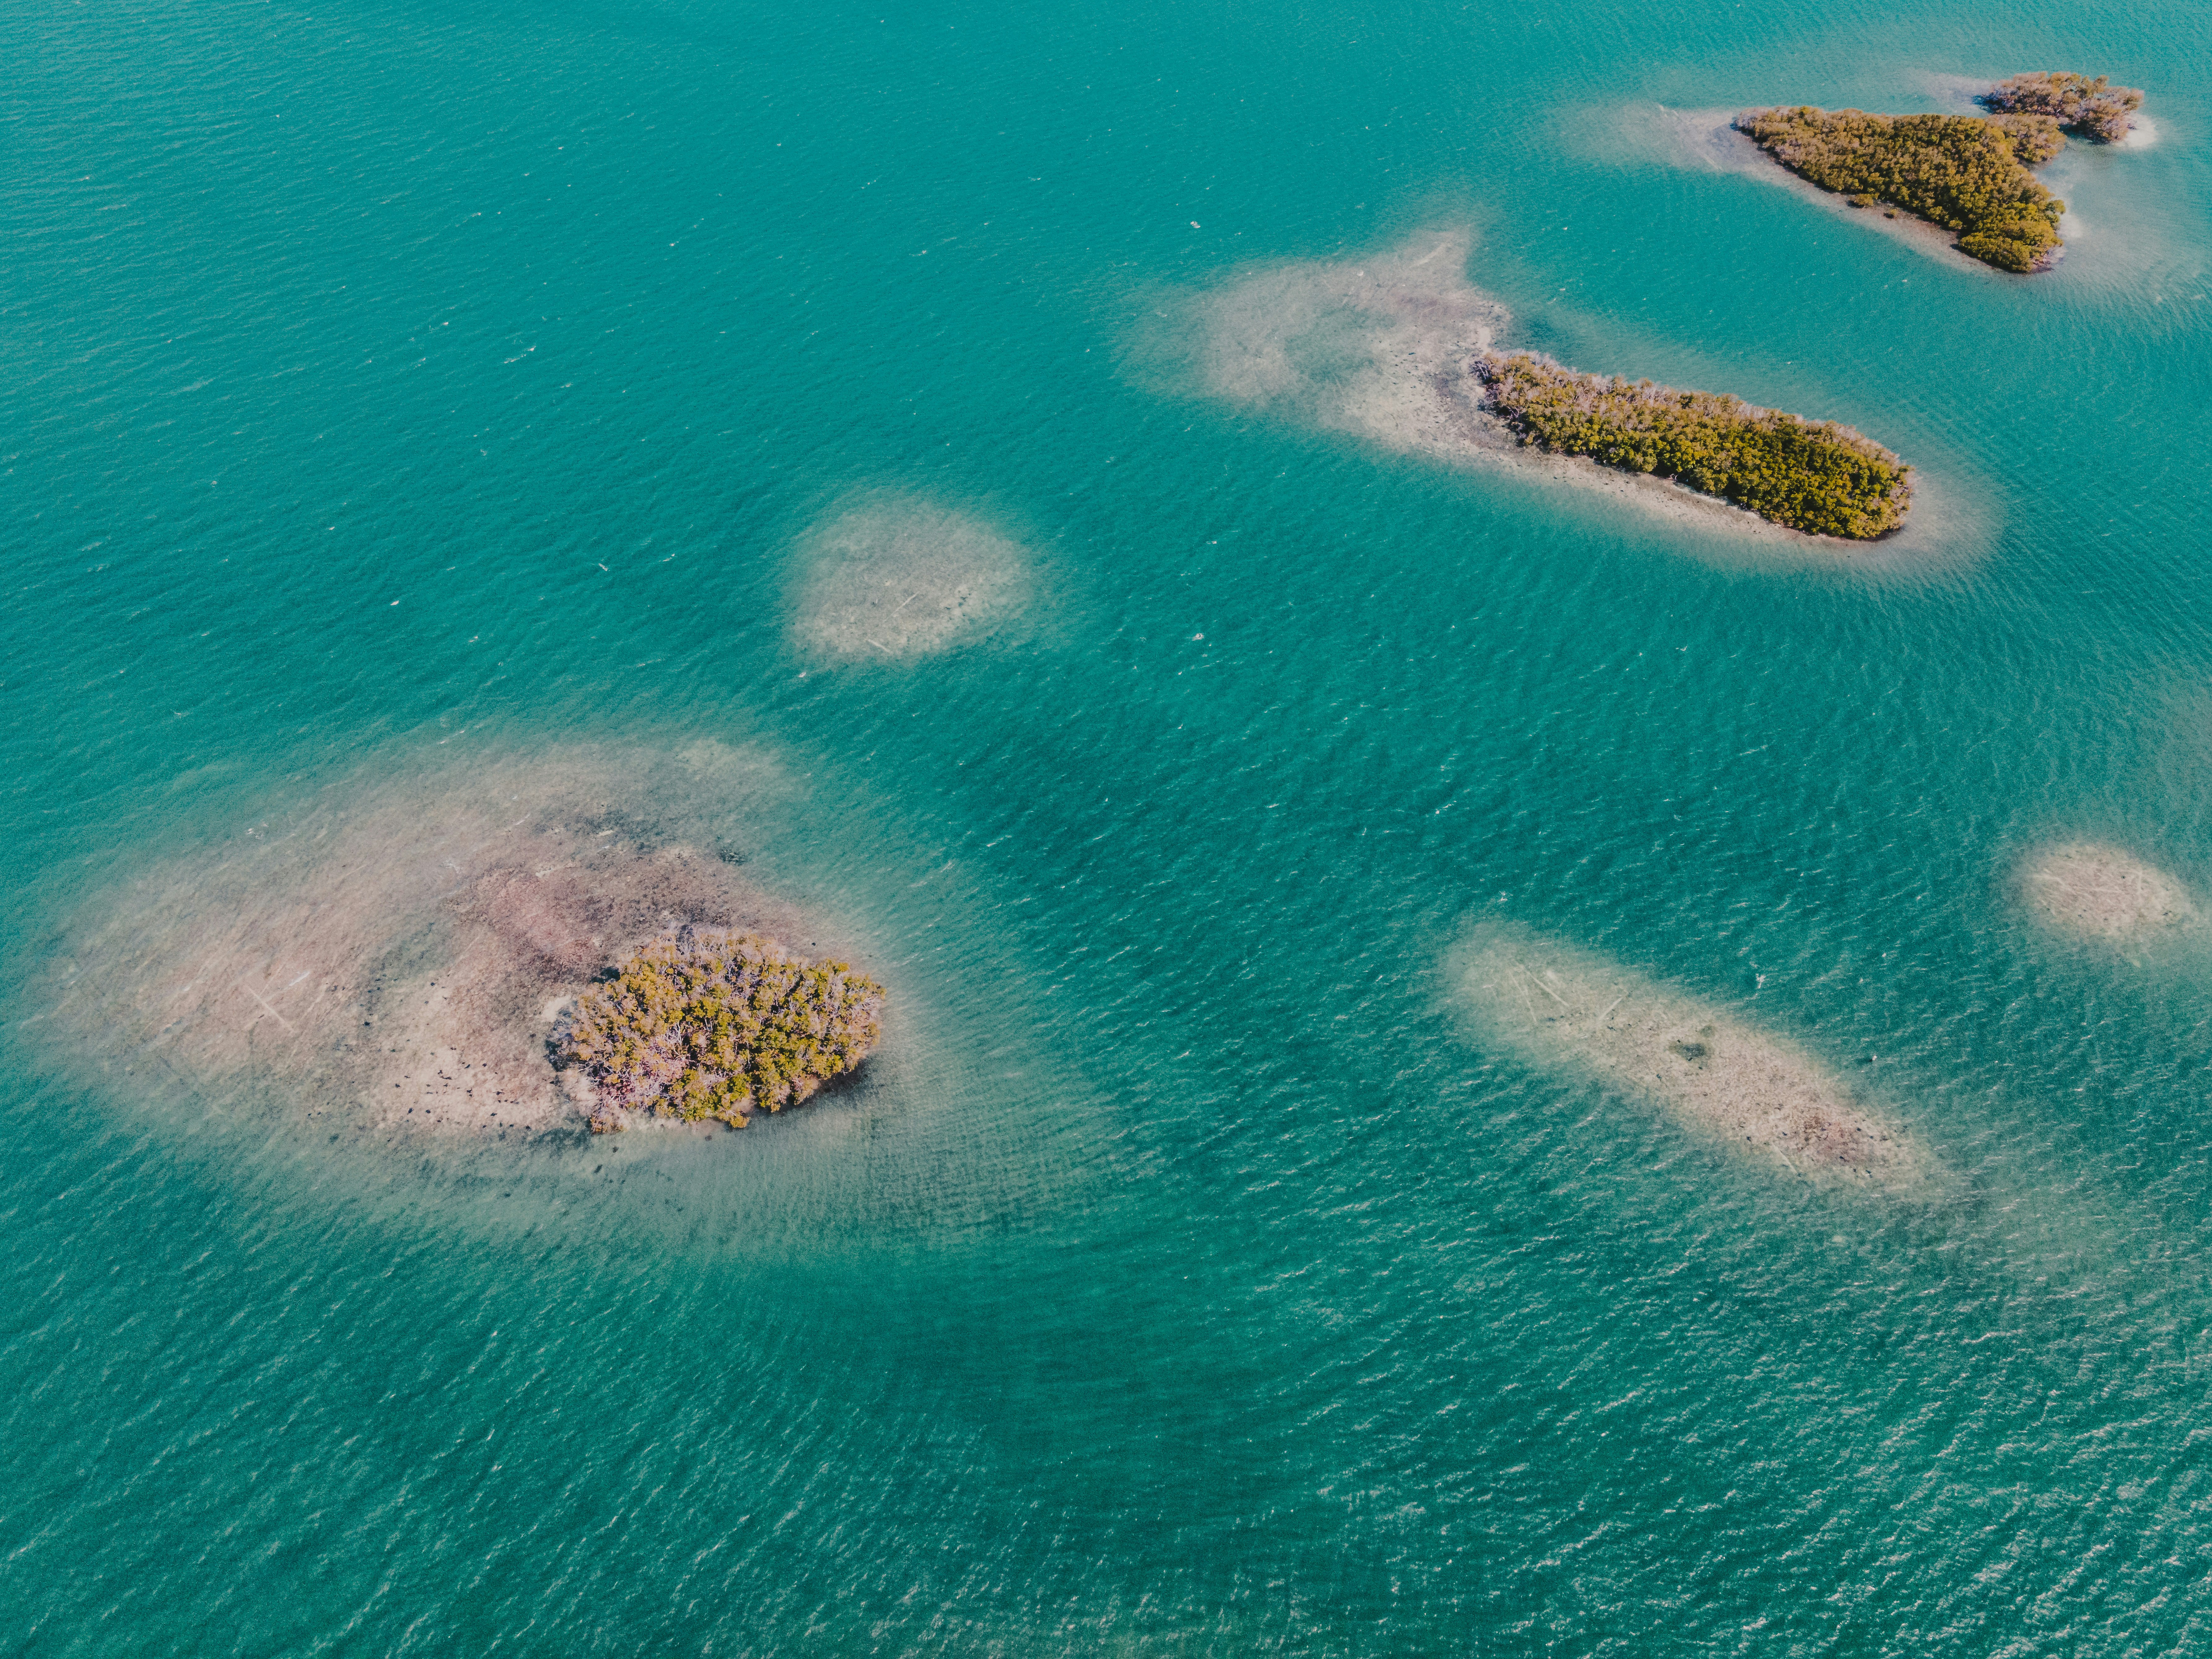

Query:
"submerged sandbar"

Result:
[[1457, 926, 1939, 1194], [2018, 841, 2201, 945], [791, 491, 1031, 661]]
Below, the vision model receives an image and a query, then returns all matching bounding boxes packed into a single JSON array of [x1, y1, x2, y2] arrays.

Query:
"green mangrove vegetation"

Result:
[[1734, 105, 2066, 273], [1980, 72, 2144, 143], [558, 925, 885, 1132], [1474, 354, 1912, 540]]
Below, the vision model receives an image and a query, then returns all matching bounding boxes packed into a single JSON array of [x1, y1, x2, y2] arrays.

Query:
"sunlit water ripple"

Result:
[[7, 0, 2212, 1649]]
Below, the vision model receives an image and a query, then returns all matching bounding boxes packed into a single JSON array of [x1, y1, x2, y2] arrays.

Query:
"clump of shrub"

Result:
[[1474, 354, 1912, 540], [1984, 113, 2068, 165], [558, 925, 884, 1132], [1734, 105, 2066, 273], [1980, 72, 2142, 144]]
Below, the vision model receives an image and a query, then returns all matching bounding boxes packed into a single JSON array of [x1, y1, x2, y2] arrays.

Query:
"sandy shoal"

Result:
[[1457, 927, 1940, 1194], [792, 491, 1031, 661], [2018, 840, 2201, 944], [48, 743, 860, 1140]]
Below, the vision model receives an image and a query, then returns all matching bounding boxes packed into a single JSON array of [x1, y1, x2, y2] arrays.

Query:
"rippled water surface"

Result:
[[9, 0, 2212, 1650]]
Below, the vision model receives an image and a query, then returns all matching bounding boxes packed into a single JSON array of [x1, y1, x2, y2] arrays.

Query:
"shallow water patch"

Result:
[[789, 489, 1035, 663], [1451, 921, 1944, 1197]]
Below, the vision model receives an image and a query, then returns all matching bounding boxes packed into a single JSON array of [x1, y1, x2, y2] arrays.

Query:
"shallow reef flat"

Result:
[[46, 743, 870, 1142], [2017, 840, 2202, 947], [1154, 229, 1964, 565], [791, 490, 1032, 661], [1456, 925, 1941, 1196]]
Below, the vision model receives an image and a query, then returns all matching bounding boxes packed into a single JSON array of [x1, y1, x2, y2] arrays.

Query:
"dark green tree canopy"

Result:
[[1734, 105, 2066, 273], [1476, 354, 1912, 541]]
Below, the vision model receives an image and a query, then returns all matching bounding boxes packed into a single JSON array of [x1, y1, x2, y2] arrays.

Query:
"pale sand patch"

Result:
[[2018, 840, 2201, 944], [1456, 926, 1940, 1194], [792, 491, 1031, 661], [1161, 227, 1950, 564], [48, 746, 864, 1140]]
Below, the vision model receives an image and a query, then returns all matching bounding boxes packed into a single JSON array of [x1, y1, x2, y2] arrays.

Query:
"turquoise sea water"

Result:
[[10, 0, 2212, 1648]]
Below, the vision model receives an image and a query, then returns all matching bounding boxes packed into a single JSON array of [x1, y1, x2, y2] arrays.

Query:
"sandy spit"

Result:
[[1456, 925, 1941, 1196]]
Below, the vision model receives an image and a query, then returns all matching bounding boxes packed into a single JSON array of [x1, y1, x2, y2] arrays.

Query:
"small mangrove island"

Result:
[[1734, 75, 2144, 273], [560, 925, 885, 1133], [47, 744, 898, 1146], [1734, 105, 2066, 271], [1979, 72, 2144, 144], [1473, 353, 1911, 539]]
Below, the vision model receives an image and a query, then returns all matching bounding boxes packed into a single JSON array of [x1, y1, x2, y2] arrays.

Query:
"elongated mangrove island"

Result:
[[1979, 72, 2144, 144], [1733, 104, 2078, 271], [1473, 353, 1911, 539], [559, 925, 884, 1133]]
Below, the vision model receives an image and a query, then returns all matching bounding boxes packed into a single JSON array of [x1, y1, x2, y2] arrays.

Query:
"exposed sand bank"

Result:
[[1149, 228, 1958, 566], [791, 491, 1032, 661], [48, 745, 869, 1141], [1456, 926, 1940, 1194], [2017, 841, 2201, 945]]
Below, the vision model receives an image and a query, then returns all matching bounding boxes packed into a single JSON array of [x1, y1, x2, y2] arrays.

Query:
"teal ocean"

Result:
[[9, 0, 2212, 1648]]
